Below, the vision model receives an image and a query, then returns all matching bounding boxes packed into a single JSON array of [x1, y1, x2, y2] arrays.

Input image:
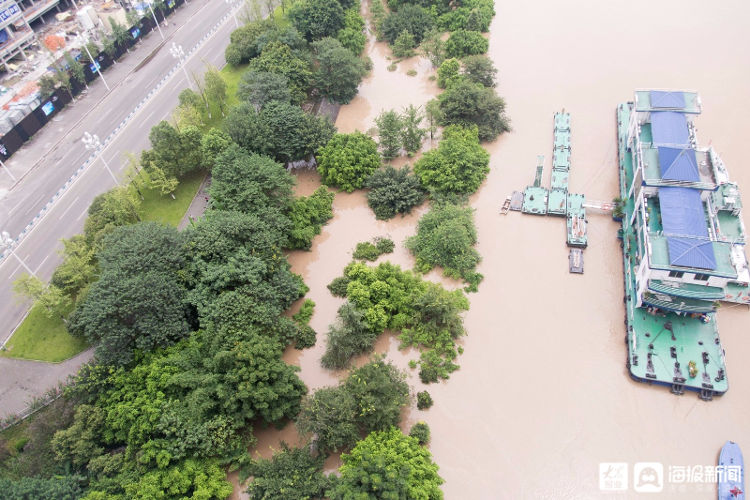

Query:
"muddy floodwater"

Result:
[[231, 0, 750, 498]]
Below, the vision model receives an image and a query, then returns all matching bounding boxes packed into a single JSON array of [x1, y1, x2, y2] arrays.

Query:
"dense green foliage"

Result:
[[375, 109, 404, 160], [352, 237, 395, 261], [328, 427, 444, 499], [336, 8, 367, 55], [438, 80, 511, 141], [382, 4, 434, 45], [298, 359, 409, 453], [141, 121, 203, 179], [410, 421, 431, 444], [249, 41, 313, 103], [320, 302, 376, 369], [316, 131, 381, 192], [237, 71, 292, 109], [461, 54, 497, 87], [224, 20, 276, 65], [0, 476, 84, 499], [406, 202, 484, 290], [312, 37, 367, 104], [287, 186, 335, 250], [437, 57, 461, 89], [413, 125, 490, 195], [365, 164, 425, 220], [288, 0, 345, 41], [392, 29, 417, 58], [329, 261, 468, 381], [68, 223, 190, 366], [444, 29, 489, 58], [210, 145, 295, 214], [420, 28, 446, 67], [293, 299, 316, 325], [417, 390, 434, 410], [244, 443, 329, 499], [223, 101, 335, 163]]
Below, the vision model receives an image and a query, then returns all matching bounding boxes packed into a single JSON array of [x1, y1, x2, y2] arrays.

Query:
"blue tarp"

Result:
[[658, 147, 700, 182], [650, 91, 685, 109], [651, 111, 690, 147], [658, 187, 716, 270]]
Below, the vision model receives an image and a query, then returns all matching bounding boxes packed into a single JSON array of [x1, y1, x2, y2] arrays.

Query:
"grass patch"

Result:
[[199, 62, 249, 131], [273, 5, 289, 28], [0, 303, 87, 362], [137, 168, 207, 227]]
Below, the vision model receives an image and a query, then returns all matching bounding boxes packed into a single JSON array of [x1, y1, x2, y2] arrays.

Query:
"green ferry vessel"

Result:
[[616, 90, 749, 400]]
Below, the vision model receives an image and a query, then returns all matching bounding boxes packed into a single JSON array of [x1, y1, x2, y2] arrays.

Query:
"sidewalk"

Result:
[[0, 2, 204, 200], [178, 173, 211, 230]]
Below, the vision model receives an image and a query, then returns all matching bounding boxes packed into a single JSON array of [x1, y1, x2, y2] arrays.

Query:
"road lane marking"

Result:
[[34, 255, 50, 274], [59, 197, 80, 219], [7, 192, 31, 216], [139, 110, 156, 127], [77, 206, 89, 221], [96, 108, 113, 124], [24, 193, 47, 215], [7, 262, 21, 279]]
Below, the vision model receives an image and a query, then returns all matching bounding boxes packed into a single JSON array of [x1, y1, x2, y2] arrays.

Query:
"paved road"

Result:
[[0, 0, 239, 350]]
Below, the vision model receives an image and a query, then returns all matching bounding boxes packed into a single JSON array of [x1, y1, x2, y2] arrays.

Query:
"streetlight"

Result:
[[170, 43, 192, 89], [77, 32, 110, 91], [147, 1, 165, 40], [0, 159, 16, 181], [226, 0, 239, 28], [1, 231, 35, 276], [82, 132, 119, 185]]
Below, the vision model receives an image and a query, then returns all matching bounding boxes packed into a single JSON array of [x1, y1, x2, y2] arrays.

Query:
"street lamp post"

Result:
[[78, 32, 110, 91], [226, 0, 239, 28], [0, 159, 16, 181], [1, 231, 35, 276], [147, 2, 165, 40], [170, 43, 192, 89], [82, 132, 119, 185]]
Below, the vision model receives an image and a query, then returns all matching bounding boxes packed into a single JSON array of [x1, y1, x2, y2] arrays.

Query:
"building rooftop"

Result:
[[635, 89, 701, 114], [649, 235, 737, 278]]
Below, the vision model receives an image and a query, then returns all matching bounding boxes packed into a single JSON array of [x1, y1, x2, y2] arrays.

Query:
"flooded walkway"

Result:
[[236, 1, 750, 498]]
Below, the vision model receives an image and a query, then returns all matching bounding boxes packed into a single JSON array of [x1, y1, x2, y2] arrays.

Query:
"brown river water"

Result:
[[230, 0, 750, 498]]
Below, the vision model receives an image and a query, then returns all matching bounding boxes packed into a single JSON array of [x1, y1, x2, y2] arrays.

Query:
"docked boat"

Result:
[[719, 441, 744, 499], [616, 90, 750, 399], [500, 196, 511, 215]]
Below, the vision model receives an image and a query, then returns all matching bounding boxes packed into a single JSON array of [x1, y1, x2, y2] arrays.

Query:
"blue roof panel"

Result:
[[658, 187, 716, 270], [658, 147, 700, 182], [651, 111, 690, 147], [650, 91, 686, 109]]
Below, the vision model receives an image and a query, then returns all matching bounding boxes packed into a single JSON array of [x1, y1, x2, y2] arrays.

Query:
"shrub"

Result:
[[317, 131, 381, 192], [329, 427, 444, 499], [327, 275, 352, 297], [409, 421, 431, 444], [288, 0, 345, 41], [295, 324, 318, 349], [445, 29, 489, 58], [461, 54, 497, 87], [413, 125, 490, 195], [352, 238, 394, 261], [245, 443, 329, 499], [287, 186, 335, 250], [293, 299, 316, 325], [438, 79, 511, 141], [417, 391, 434, 410], [320, 302, 378, 369], [344, 357, 410, 433], [406, 202, 484, 290], [381, 4, 434, 45], [392, 30, 416, 58], [437, 58, 461, 89]]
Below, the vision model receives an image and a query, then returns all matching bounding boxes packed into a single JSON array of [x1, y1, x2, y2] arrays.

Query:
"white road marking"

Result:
[[7, 263, 21, 279], [139, 110, 156, 127], [7, 192, 31, 216], [24, 193, 47, 216], [77, 206, 89, 221], [34, 255, 50, 274], [96, 108, 113, 124], [59, 197, 80, 219]]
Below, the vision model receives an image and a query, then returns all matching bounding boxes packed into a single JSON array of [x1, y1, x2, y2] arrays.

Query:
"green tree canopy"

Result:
[[237, 71, 292, 110], [0, 476, 84, 500], [381, 4, 434, 45], [437, 57, 461, 89], [343, 357, 410, 434], [312, 37, 367, 104], [461, 54, 497, 87], [296, 386, 360, 454], [375, 109, 404, 161], [288, 0, 345, 41], [316, 131, 381, 192], [200, 128, 234, 171], [365, 164, 424, 220], [245, 443, 330, 500], [413, 125, 490, 195], [225, 19, 276, 65], [210, 144, 296, 214], [249, 41, 313, 103], [444, 29, 489, 58], [320, 301, 377, 369], [328, 427, 444, 500], [438, 79, 511, 141], [287, 186, 335, 250]]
